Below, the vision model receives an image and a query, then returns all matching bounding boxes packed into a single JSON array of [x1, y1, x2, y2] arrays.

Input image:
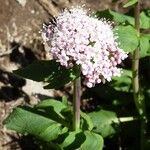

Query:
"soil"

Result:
[[0, 0, 149, 149]]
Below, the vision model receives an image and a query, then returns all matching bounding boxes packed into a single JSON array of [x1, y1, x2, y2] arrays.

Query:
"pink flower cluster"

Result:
[[42, 7, 127, 88]]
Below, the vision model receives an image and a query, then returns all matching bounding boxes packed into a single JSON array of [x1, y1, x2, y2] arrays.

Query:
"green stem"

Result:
[[73, 76, 81, 131], [132, 0, 140, 114], [132, 1, 146, 150]]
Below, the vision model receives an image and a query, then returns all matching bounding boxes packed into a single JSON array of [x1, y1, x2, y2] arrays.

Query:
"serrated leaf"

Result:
[[3, 107, 67, 141], [88, 110, 119, 138], [140, 34, 150, 58], [114, 25, 139, 52], [123, 0, 138, 8], [14, 60, 80, 89]]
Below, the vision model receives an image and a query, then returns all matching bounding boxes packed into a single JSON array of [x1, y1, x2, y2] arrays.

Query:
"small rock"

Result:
[[16, 0, 27, 7]]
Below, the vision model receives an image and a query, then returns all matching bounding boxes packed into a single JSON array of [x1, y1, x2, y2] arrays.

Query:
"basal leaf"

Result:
[[114, 25, 139, 52], [59, 131, 103, 150], [36, 99, 67, 116], [80, 112, 94, 131], [80, 131, 103, 150], [59, 130, 84, 149], [3, 107, 67, 141], [88, 109, 119, 138]]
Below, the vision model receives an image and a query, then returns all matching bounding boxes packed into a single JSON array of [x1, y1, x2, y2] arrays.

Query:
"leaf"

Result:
[[109, 10, 134, 25], [123, 0, 138, 8], [96, 10, 149, 29], [59, 130, 84, 149], [112, 69, 132, 92], [95, 10, 134, 25], [62, 96, 68, 106], [36, 99, 67, 116], [14, 60, 57, 82], [14, 60, 80, 89], [114, 25, 139, 52], [44, 64, 80, 89], [140, 12, 150, 29], [88, 110, 119, 138], [35, 99, 69, 127], [80, 112, 94, 131], [59, 131, 103, 150], [3, 107, 67, 141], [80, 131, 103, 150], [140, 34, 150, 58]]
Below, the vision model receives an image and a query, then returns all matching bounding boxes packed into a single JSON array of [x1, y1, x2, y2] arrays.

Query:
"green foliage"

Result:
[[88, 110, 119, 138], [3, 106, 67, 142], [59, 130, 103, 150], [109, 10, 134, 25], [80, 112, 94, 131], [14, 60, 80, 89], [95, 10, 134, 25], [112, 69, 132, 92], [79, 131, 103, 150], [140, 11, 150, 29], [114, 25, 139, 52], [123, 0, 138, 8], [4, 99, 105, 149], [96, 10, 150, 29], [140, 34, 150, 58]]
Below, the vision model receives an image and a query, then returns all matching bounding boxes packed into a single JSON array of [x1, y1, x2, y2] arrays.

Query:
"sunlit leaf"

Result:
[[59, 131, 103, 150], [140, 34, 150, 58], [80, 112, 94, 131], [140, 12, 150, 29], [114, 25, 139, 52], [3, 107, 67, 141], [88, 109, 119, 138], [123, 0, 138, 8]]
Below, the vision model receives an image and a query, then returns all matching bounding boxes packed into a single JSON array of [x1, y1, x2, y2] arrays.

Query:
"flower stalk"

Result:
[[73, 76, 81, 131], [132, 1, 146, 149]]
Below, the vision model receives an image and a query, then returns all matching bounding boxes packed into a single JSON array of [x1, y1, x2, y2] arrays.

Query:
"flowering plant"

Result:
[[3, 1, 150, 149], [42, 7, 127, 87]]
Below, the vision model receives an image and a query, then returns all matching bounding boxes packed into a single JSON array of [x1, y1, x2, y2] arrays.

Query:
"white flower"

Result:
[[42, 7, 128, 88]]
